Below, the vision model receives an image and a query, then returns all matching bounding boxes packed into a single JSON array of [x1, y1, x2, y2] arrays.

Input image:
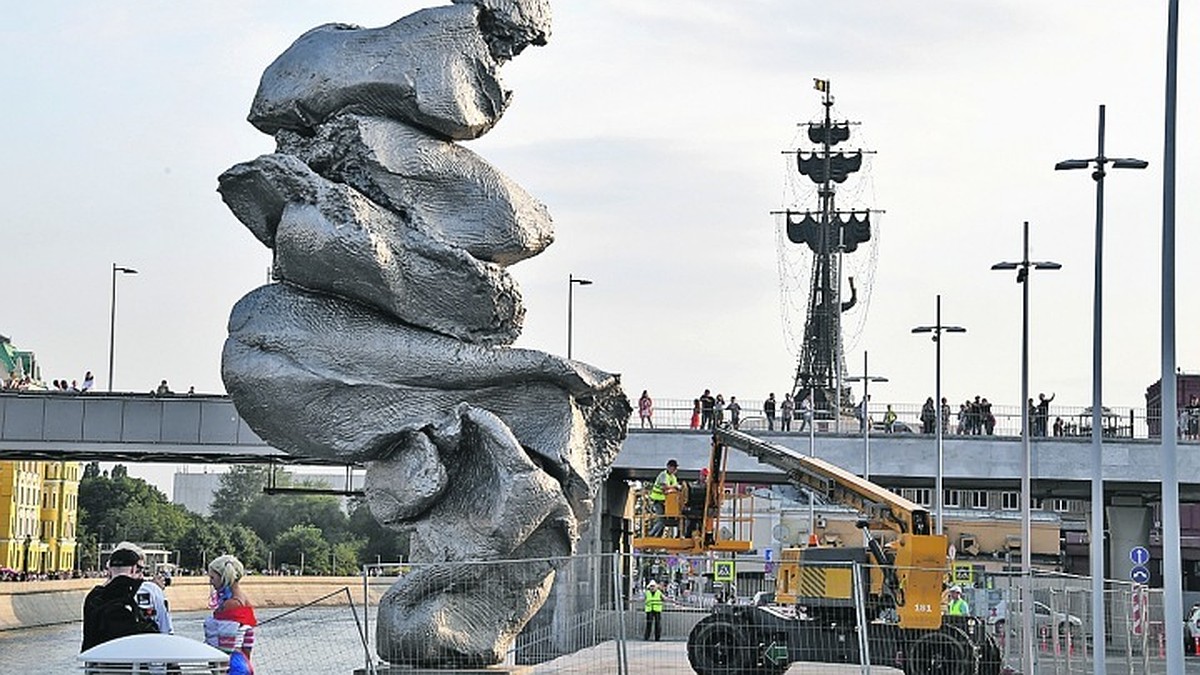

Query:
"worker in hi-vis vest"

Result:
[[647, 459, 679, 537], [643, 580, 665, 641], [947, 586, 970, 616]]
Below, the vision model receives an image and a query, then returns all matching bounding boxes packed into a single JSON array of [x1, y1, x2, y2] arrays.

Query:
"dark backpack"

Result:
[[89, 590, 160, 646]]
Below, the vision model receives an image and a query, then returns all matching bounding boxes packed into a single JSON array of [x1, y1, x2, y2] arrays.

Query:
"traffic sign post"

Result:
[[714, 559, 735, 583], [952, 563, 974, 586], [1130, 565, 1150, 585], [1130, 546, 1150, 567]]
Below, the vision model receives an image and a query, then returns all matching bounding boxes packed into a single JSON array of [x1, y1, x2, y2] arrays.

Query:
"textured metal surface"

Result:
[[219, 155, 524, 345], [249, 5, 507, 140], [276, 114, 553, 266], [221, 1, 630, 667]]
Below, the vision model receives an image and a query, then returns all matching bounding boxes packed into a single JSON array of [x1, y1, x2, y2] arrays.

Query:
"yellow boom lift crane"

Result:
[[634, 428, 1000, 675]]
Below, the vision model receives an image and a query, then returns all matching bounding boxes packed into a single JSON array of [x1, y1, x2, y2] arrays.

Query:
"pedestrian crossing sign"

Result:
[[714, 560, 735, 582], [952, 563, 973, 585]]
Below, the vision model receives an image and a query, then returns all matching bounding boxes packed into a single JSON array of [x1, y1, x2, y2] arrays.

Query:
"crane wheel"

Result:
[[905, 629, 972, 675], [687, 616, 751, 675]]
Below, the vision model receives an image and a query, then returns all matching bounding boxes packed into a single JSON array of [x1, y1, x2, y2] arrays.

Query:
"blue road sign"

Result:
[[1130, 565, 1150, 584], [1130, 546, 1150, 566]]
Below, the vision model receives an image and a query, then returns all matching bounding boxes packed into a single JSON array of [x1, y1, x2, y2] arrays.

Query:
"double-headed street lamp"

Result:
[[845, 350, 887, 481], [992, 220, 1060, 675], [566, 274, 592, 360], [107, 264, 138, 393], [1056, 104, 1147, 671], [912, 295, 965, 535]]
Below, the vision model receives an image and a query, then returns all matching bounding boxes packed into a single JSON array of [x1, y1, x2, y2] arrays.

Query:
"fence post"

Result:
[[851, 561, 871, 673], [612, 552, 628, 675], [362, 564, 371, 675]]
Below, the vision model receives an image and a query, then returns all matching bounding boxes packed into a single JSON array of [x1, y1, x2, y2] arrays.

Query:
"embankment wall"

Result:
[[0, 576, 383, 631]]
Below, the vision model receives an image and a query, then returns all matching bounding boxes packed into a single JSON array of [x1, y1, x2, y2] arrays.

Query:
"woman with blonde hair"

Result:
[[205, 554, 257, 675]]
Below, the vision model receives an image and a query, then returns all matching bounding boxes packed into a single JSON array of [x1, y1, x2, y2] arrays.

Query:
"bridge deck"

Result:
[[1, 392, 1197, 499]]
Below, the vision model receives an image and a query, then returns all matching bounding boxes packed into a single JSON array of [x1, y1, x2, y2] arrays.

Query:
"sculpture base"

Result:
[[350, 662, 530, 667]]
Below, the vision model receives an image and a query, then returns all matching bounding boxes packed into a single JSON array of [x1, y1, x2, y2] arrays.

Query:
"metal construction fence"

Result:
[[328, 552, 1195, 674]]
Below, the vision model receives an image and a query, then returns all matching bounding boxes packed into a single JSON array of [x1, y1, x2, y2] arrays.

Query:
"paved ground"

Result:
[[533, 638, 1200, 674]]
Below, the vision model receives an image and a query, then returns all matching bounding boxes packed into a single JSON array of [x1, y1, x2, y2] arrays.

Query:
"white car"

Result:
[[987, 599, 1084, 639], [1184, 604, 1200, 655]]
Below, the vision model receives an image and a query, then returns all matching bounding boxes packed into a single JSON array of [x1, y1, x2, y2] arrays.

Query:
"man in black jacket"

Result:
[[81, 547, 160, 651]]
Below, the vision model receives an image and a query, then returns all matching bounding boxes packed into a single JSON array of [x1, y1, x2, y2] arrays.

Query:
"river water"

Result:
[[0, 606, 373, 674]]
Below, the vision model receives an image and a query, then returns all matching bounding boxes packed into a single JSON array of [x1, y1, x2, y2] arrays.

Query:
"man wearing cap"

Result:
[[81, 547, 161, 651], [112, 541, 175, 636], [647, 459, 680, 537], [643, 580, 665, 641], [947, 586, 970, 616]]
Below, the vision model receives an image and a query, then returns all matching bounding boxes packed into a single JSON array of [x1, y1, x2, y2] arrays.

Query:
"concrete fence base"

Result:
[[0, 576, 376, 631]]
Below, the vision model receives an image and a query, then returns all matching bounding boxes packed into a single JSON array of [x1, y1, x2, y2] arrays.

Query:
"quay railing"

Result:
[[630, 396, 1195, 442]]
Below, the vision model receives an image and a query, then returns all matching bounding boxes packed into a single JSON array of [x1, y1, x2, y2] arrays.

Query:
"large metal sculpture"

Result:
[[217, 1, 629, 667]]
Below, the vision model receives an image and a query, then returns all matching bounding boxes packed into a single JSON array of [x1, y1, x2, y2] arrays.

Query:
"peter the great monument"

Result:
[[217, 0, 630, 668]]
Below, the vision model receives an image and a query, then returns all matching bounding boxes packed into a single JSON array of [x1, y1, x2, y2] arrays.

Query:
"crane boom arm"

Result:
[[713, 428, 931, 536]]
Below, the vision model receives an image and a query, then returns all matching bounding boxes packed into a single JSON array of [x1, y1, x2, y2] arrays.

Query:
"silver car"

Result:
[[987, 600, 1084, 640]]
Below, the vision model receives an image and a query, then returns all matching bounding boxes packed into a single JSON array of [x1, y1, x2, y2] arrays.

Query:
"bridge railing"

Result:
[[632, 396, 1187, 442], [0, 391, 264, 447], [3, 390, 1189, 447]]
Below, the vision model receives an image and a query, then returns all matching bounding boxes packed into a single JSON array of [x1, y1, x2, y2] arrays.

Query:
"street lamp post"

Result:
[[912, 295, 965, 535], [992, 220, 1060, 675], [845, 350, 887, 481], [1056, 104, 1146, 671], [107, 264, 138, 392], [567, 274, 593, 360]]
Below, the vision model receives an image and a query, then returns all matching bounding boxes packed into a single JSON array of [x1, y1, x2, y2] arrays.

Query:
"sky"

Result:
[[2, 2, 1198, 494]]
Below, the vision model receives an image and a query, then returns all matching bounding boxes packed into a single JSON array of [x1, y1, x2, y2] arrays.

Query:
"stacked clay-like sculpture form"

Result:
[[218, 0, 629, 667]]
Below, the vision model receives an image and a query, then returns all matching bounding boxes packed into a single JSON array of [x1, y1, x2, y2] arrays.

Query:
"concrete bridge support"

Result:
[[1107, 500, 1153, 585]]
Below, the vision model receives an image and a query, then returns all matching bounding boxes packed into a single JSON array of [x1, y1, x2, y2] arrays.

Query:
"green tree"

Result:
[[331, 539, 366, 575], [274, 524, 329, 574], [243, 490, 348, 545], [177, 515, 232, 570], [226, 524, 268, 570], [210, 465, 273, 524], [78, 465, 191, 547], [347, 499, 410, 564]]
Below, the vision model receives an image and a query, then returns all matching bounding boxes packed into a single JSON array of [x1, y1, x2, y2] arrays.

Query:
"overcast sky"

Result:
[[3, 2, 1197, 492]]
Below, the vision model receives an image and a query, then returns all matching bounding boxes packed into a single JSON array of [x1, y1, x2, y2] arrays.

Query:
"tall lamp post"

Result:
[[1055, 104, 1146, 671], [567, 274, 592, 360], [845, 350, 887, 481], [912, 295, 965, 535], [107, 264, 138, 392], [992, 220, 1060, 675]]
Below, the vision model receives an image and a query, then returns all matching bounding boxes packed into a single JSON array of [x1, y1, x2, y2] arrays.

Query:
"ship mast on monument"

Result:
[[780, 78, 877, 420]]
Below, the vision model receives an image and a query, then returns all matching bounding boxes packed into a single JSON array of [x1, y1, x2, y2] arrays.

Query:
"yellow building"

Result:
[[0, 460, 80, 575]]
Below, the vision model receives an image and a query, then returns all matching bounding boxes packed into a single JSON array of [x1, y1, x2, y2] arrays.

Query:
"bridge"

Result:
[[1, 391, 1196, 502]]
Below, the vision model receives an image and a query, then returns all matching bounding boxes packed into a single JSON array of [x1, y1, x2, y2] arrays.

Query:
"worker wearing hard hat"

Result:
[[647, 459, 680, 537], [643, 580, 665, 641], [947, 586, 970, 616]]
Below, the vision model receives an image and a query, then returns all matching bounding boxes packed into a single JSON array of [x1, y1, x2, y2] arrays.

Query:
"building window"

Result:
[[943, 490, 961, 508], [1051, 498, 1071, 513], [1001, 492, 1020, 511], [970, 490, 989, 509], [903, 488, 932, 507]]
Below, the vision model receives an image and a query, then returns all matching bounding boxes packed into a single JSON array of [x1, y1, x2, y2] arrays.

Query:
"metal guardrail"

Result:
[[634, 396, 1192, 442]]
